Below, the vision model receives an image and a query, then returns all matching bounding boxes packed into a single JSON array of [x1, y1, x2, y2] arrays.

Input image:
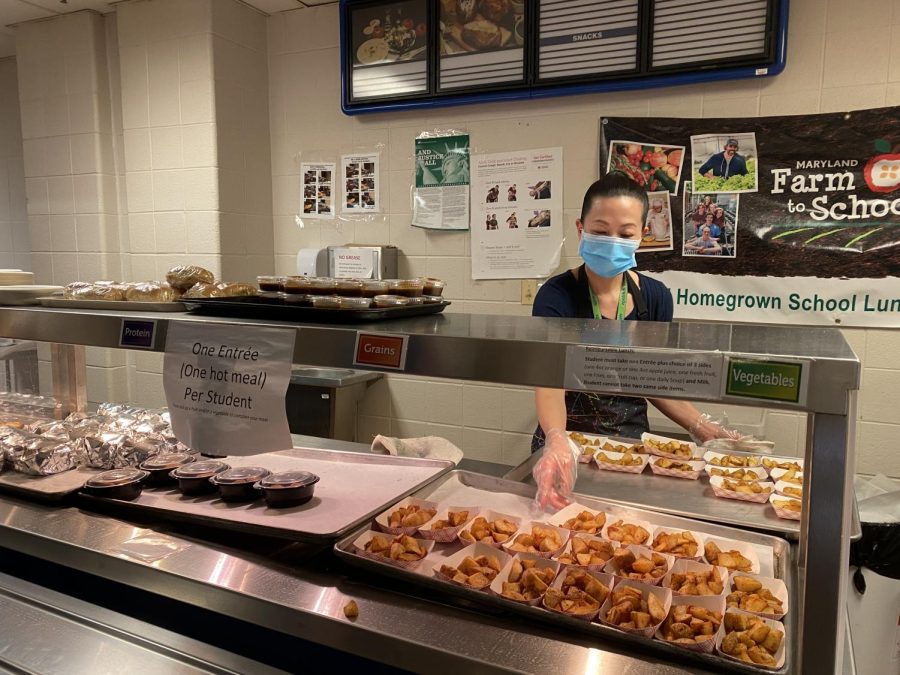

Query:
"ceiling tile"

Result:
[[243, 0, 305, 13], [1, 1, 57, 28], [298, 0, 338, 6], [17, 0, 113, 16]]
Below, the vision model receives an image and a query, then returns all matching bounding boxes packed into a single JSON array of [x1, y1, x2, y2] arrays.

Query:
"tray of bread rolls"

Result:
[[334, 470, 793, 674]]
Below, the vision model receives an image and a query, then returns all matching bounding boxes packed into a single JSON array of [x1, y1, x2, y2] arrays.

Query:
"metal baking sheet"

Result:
[[0, 466, 101, 502], [77, 448, 453, 543], [183, 296, 450, 323], [39, 297, 186, 312], [334, 470, 793, 675], [505, 446, 802, 539]]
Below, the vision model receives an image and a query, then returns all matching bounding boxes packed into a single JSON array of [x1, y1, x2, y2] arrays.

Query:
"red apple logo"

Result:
[[864, 154, 900, 193]]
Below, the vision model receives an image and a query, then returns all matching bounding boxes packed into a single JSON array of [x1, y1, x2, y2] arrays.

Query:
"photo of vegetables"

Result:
[[606, 141, 685, 195]]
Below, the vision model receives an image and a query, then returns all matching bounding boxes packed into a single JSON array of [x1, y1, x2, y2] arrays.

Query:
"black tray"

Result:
[[183, 296, 450, 323]]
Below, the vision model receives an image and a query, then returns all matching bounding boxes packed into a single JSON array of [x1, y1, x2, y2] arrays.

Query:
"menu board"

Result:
[[349, 0, 429, 101], [537, 0, 640, 81], [438, 0, 525, 91]]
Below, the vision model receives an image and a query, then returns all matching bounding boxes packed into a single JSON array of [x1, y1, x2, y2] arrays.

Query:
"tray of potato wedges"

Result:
[[334, 470, 792, 673]]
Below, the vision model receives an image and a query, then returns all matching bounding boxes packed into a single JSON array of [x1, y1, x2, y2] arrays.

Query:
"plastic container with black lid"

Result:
[[84, 467, 149, 501], [210, 466, 270, 501], [171, 460, 230, 495], [140, 452, 196, 485], [255, 470, 320, 508]]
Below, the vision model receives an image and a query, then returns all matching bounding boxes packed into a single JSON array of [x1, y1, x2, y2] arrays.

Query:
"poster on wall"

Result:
[[470, 147, 564, 279], [341, 153, 381, 213], [599, 108, 900, 327], [438, 0, 525, 91], [412, 132, 470, 230], [300, 162, 336, 219], [348, 0, 429, 100]]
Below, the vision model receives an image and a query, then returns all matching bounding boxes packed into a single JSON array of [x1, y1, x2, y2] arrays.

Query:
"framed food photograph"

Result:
[[347, 0, 431, 102], [437, 0, 528, 92]]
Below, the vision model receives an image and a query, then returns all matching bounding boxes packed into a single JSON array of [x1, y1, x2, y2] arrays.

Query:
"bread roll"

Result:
[[182, 282, 218, 299], [69, 283, 127, 301], [165, 265, 214, 291], [213, 282, 257, 298], [124, 282, 180, 302]]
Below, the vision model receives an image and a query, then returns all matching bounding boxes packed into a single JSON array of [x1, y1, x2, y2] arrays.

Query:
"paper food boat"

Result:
[[653, 592, 725, 654], [709, 475, 775, 504], [726, 570, 789, 621], [648, 457, 705, 480], [489, 551, 560, 607], [642, 432, 699, 460], [374, 496, 439, 536], [432, 541, 511, 592], [352, 529, 434, 571], [597, 578, 672, 639], [418, 505, 479, 542]]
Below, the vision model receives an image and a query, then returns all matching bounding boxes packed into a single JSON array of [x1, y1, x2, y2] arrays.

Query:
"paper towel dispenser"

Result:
[[327, 245, 398, 279]]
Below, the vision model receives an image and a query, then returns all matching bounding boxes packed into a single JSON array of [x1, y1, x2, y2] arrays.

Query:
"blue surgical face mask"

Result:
[[578, 232, 639, 277]]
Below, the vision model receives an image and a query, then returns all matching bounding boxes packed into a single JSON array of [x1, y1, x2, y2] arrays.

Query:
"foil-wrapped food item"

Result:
[[27, 419, 72, 441], [7, 433, 82, 476], [80, 432, 168, 469]]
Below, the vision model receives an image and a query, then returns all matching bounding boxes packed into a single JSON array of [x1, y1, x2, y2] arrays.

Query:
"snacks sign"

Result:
[[600, 107, 900, 327]]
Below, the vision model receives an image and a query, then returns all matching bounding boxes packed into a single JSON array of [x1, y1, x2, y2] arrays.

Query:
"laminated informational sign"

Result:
[[341, 153, 381, 213], [413, 132, 470, 230], [163, 323, 295, 456], [300, 162, 336, 219]]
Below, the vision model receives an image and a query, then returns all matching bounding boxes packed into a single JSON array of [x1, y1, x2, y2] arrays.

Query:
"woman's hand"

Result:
[[532, 429, 578, 512]]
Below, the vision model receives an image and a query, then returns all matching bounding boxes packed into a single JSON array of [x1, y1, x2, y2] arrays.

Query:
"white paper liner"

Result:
[[553, 533, 619, 572], [593, 448, 648, 474], [760, 456, 804, 477], [457, 509, 522, 549], [726, 570, 788, 621], [547, 502, 609, 536], [773, 480, 803, 499], [597, 578, 673, 639], [601, 516, 655, 547], [654, 593, 725, 654], [769, 467, 804, 484], [603, 544, 674, 586], [489, 551, 560, 607], [662, 558, 729, 598], [431, 542, 511, 592], [374, 497, 439, 536], [769, 493, 802, 520], [502, 520, 570, 559], [702, 536, 761, 575], [418, 505, 479, 542], [351, 530, 434, 571], [642, 432, 699, 460], [648, 458, 705, 480], [649, 527, 706, 561], [709, 476, 775, 504], [542, 568, 614, 621], [705, 464, 768, 481], [716, 609, 786, 670], [702, 450, 765, 471]]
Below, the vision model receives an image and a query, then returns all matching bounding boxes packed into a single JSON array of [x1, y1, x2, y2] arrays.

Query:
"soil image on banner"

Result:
[[599, 108, 900, 327]]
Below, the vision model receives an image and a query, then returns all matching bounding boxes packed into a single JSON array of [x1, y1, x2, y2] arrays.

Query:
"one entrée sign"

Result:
[[725, 358, 807, 405], [353, 332, 408, 371]]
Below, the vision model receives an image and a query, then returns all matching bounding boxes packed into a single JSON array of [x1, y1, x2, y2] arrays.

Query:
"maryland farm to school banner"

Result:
[[600, 107, 900, 327]]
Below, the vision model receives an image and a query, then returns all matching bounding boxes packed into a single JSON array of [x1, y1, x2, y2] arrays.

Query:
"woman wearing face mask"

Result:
[[530, 173, 739, 509]]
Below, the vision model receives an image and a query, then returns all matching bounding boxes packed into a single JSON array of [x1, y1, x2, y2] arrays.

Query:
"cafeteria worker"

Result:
[[531, 173, 739, 509]]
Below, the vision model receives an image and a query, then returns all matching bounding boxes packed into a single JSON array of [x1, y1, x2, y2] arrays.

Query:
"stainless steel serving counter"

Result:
[[0, 493, 722, 675]]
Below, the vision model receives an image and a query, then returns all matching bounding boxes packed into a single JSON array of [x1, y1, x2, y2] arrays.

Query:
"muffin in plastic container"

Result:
[[388, 279, 425, 297], [283, 276, 314, 294], [171, 460, 230, 495], [502, 520, 570, 559], [649, 457, 706, 480], [339, 296, 372, 310], [311, 295, 343, 309], [653, 593, 725, 654], [210, 466, 270, 502], [360, 279, 389, 297], [489, 551, 560, 607], [432, 541, 511, 591], [418, 505, 478, 542], [542, 567, 614, 621], [375, 497, 438, 536], [352, 529, 433, 571], [604, 544, 675, 586], [83, 467, 149, 501], [421, 278, 445, 296], [421, 295, 444, 304], [283, 293, 312, 306], [597, 578, 673, 639], [726, 570, 788, 620], [307, 277, 338, 295], [256, 275, 286, 292], [334, 279, 363, 296], [373, 294, 410, 308], [405, 296, 425, 306]]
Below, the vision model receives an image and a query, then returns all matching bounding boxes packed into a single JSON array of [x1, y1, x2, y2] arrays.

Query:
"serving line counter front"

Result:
[[0, 306, 860, 674]]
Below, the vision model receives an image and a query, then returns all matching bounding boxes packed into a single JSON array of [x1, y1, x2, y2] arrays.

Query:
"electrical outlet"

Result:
[[521, 280, 538, 305]]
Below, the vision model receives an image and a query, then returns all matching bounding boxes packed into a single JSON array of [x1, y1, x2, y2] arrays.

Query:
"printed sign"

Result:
[[413, 133, 470, 230], [724, 358, 806, 405], [332, 247, 376, 278], [119, 319, 156, 349], [600, 108, 900, 327], [353, 332, 408, 370], [163, 323, 295, 456], [564, 346, 724, 399]]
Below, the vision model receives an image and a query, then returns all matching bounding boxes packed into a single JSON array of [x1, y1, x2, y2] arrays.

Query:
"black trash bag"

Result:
[[849, 522, 900, 595]]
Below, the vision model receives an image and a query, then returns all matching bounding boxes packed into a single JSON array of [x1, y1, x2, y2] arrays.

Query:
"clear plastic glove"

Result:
[[532, 428, 579, 512], [689, 413, 744, 445]]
